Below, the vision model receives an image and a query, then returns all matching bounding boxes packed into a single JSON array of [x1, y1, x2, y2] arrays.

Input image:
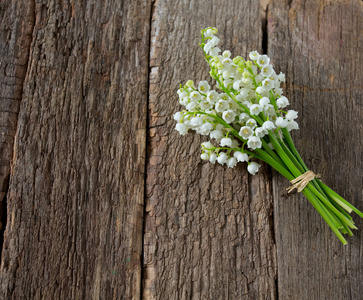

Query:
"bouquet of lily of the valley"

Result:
[[174, 27, 363, 244]]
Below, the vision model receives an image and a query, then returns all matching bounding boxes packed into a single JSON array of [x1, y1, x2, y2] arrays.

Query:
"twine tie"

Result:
[[286, 170, 321, 193]]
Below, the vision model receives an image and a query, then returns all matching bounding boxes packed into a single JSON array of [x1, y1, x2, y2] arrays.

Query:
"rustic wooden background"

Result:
[[0, 0, 362, 299]]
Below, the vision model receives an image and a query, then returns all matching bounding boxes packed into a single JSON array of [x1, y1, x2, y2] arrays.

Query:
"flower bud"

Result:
[[213, 57, 220, 64], [242, 71, 250, 78], [216, 62, 224, 70], [237, 66, 244, 73], [186, 80, 194, 87], [232, 56, 241, 64]]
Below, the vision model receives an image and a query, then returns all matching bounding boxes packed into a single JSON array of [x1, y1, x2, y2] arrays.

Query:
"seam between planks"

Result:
[[140, 1, 156, 299], [260, 0, 279, 299]]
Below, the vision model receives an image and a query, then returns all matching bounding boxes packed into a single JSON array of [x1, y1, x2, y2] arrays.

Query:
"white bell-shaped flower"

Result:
[[247, 162, 261, 175], [175, 123, 188, 135], [222, 110, 236, 124], [286, 110, 298, 120], [220, 137, 232, 147], [247, 136, 262, 150], [226, 157, 237, 168], [239, 126, 253, 139], [217, 152, 228, 164], [276, 96, 289, 109], [234, 151, 249, 162]]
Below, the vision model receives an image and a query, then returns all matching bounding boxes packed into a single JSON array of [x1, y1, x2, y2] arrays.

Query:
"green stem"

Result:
[[256, 146, 348, 244], [276, 135, 305, 173], [281, 128, 363, 219], [261, 139, 285, 166], [254, 149, 294, 180], [308, 183, 357, 229], [319, 181, 363, 218], [302, 188, 347, 245]]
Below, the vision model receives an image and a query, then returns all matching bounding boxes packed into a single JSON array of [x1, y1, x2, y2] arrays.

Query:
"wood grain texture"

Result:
[[2, 0, 362, 299], [268, 0, 363, 299], [0, 0, 151, 299], [0, 0, 35, 240], [144, 0, 277, 299]]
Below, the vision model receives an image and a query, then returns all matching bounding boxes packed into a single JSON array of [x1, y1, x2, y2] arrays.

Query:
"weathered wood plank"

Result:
[[0, 0, 35, 249], [144, 1, 277, 299], [0, 0, 151, 299], [268, 0, 363, 299]]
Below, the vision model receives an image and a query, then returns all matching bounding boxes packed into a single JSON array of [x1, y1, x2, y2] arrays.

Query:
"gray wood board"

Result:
[[144, 0, 276, 299], [268, 0, 363, 299], [0, 0, 35, 226], [0, 0, 151, 299]]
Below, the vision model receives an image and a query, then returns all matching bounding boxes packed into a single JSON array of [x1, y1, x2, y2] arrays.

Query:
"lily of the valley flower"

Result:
[[172, 26, 363, 245]]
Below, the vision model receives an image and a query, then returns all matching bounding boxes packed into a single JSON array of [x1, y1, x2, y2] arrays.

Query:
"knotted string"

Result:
[[286, 170, 321, 193]]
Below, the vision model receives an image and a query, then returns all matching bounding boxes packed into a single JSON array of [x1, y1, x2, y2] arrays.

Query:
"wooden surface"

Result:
[[0, 0, 35, 244], [0, 0, 362, 299], [0, 0, 151, 299], [145, 1, 276, 299], [269, 0, 363, 299]]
